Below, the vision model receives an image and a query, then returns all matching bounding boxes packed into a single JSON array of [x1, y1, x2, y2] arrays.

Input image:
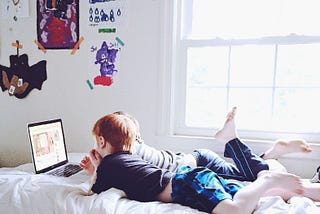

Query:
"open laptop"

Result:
[[27, 119, 83, 177]]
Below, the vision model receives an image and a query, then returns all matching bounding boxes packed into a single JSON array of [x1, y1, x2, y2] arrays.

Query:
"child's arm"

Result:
[[80, 155, 95, 175], [87, 171, 97, 196], [86, 149, 102, 196]]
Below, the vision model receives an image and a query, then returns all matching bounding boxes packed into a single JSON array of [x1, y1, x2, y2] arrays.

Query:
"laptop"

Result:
[[27, 118, 83, 177]]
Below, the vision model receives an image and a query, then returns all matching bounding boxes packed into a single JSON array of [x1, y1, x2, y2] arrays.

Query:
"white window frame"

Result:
[[158, 0, 320, 143]]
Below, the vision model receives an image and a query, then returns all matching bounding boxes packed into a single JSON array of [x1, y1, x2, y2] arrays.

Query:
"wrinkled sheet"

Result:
[[0, 168, 205, 214], [0, 167, 319, 213]]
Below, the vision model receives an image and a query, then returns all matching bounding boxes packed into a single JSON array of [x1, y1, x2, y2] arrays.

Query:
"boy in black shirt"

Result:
[[87, 112, 317, 214], [82, 110, 312, 182]]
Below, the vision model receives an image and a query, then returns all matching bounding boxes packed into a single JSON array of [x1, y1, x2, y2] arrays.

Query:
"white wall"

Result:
[[0, 0, 162, 167], [1, 1, 319, 179]]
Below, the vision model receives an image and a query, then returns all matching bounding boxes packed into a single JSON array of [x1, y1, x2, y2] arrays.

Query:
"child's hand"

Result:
[[80, 155, 95, 175], [89, 149, 102, 169]]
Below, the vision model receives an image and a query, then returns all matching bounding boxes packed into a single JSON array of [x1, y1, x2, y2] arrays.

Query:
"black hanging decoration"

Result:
[[0, 40, 47, 99]]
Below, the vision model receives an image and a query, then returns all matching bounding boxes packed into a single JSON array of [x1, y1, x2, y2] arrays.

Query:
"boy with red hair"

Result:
[[87, 112, 310, 214]]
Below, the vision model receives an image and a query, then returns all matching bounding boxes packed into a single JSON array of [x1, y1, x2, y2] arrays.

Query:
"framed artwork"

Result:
[[36, 0, 79, 49]]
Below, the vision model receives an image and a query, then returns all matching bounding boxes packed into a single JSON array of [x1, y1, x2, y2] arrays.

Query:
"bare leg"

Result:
[[300, 182, 320, 201], [262, 139, 312, 159], [214, 107, 270, 181], [262, 180, 320, 202], [215, 107, 312, 159], [212, 171, 303, 214], [215, 107, 237, 144]]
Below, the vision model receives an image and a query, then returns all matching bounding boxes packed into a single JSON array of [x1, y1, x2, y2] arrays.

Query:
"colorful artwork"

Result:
[[88, 40, 122, 87], [37, 0, 79, 49], [88, 0, 127, 28]]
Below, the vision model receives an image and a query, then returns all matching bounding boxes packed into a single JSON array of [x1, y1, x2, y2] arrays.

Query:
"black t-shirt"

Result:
[[91, 151, 174, 202]]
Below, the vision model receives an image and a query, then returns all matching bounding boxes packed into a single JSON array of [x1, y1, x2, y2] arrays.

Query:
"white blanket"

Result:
[[0, 163, 319, 213], [0, 169, 205, 214]]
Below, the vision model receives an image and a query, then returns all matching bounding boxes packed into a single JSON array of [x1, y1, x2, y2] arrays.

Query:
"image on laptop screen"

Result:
[[28, 119, 68, 173]]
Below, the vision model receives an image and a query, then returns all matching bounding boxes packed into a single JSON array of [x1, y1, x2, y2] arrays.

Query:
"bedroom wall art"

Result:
[[88, 40, 122, 87], [0, 41, 47, 99], [86, 0, 127, 89], [0, 0, 29, 20], [88, 0, 127, 29], [36, 0, 79, 49]]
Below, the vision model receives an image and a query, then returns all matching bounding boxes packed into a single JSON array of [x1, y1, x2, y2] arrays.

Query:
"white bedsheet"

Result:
[[0, 169, 205, 214], [0, 154, 319, 214]]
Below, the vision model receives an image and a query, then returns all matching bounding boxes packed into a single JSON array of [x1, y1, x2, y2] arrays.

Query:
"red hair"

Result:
[[92, 113, 136, 153]]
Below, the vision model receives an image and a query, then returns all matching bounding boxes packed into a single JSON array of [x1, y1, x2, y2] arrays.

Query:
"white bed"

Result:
[[0, 153, 319, 214]]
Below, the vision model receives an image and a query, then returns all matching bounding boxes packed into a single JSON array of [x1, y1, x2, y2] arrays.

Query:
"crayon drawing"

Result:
[[88, 40, 121, 87]]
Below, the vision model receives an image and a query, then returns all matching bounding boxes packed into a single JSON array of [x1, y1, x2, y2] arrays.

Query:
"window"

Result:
[[168, 0, 320, 141]]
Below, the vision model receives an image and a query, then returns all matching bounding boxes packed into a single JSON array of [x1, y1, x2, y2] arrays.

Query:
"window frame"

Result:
[[159, 0, 320, 143]]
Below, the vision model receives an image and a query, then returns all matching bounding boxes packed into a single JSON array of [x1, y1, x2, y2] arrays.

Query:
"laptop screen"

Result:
[[28, 119, 68, 174]]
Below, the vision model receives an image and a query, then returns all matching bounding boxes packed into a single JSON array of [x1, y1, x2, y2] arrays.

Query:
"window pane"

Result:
[[277, 44, 320, 87], [230, 45, 275, 87], [176, 1, 320, 139], [273, 89, 320, 132], [185, 0, 320, 39], [229, 88, 272, 131], [186, 88, 227, 128], [187, 47, 229, 87]]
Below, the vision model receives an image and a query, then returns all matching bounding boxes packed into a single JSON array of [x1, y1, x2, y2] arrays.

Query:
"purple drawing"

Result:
[[37, 0, 79, 49], [93, 41, 119, 86]]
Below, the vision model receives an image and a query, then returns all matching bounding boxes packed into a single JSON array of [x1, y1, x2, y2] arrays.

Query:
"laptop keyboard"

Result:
[[48, 164, 83, 177]]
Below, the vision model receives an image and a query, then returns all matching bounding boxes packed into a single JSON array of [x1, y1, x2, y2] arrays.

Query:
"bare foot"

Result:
[[214, 107, 237, 144], [260, 171, 303, 195], [302, 182, 320, 201], [262, 139, 312, 159]]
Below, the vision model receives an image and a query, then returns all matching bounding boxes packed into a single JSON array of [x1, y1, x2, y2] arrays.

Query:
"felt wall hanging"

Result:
[[36, 0, 79, 49], [0, 41, 47, 99]]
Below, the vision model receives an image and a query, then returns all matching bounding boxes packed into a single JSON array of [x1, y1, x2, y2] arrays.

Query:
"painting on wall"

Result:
[[36, 0, 79, 49], [87, 39, 122, 87]]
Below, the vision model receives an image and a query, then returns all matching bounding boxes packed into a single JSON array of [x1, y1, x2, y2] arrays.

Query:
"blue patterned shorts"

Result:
[[171, 165, 243, 213]]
